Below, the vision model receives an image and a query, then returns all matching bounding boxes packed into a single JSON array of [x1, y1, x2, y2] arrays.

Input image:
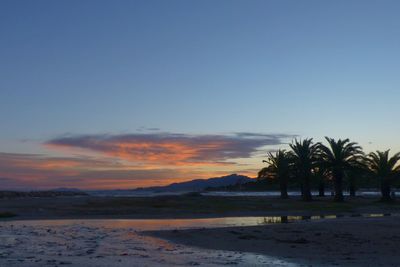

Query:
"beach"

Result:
[[150, 216, 400, 266], [0, 195, 400, 266], [1, 214, 399, 266]]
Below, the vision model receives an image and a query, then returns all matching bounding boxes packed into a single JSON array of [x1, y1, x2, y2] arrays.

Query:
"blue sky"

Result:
[[1, 0, 400, 189]]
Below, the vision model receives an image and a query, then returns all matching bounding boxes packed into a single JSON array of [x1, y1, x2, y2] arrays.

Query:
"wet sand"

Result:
[[150, 216, 400, 267], [0, 220, 294, 267]]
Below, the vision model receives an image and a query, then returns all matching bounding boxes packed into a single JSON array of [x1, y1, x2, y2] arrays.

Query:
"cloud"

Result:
[[137, 127, 161, 132], [0, 152, 197, 189], [0, 152, 121, 172], [45, 132, 294, 166], [0, 132, 295, 189]]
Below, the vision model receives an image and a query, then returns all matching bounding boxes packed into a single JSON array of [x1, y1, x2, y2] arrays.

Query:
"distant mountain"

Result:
[[134, 174, 253, 192]]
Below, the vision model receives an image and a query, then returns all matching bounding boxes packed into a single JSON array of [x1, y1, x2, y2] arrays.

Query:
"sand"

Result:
[[150, 216, 400, 266]]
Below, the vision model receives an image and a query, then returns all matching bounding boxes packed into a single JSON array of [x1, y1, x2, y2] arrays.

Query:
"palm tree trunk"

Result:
[[302, 176, 312, 201], [318, 181, 325, 197], [349, 176, 356, 197], [280, 179, 289, 199], [300, 182, 304, 197], [380, 178, 392, 202], [280, 216, 288, 223], [349, 184, 356, 197], [333, 170, 344, 202]]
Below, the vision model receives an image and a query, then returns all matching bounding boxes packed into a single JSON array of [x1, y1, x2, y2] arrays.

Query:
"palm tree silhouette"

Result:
[[261, 149, 293, 199], [366, 150, 400, 202], [290, 138, 320, 201], [319, 137, 363, 202]]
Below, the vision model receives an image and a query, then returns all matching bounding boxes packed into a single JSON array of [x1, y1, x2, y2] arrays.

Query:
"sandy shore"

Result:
[[149, 216, 400, 266]]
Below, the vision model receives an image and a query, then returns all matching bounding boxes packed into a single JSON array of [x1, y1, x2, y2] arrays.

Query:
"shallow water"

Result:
[[89, 189, 399, 198], [202, 190, 399, 197], [5, 213, 397, 230], [0, 220, 298, 267]]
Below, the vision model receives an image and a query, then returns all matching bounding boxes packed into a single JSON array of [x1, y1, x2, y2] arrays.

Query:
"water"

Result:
[[88, 189, 396, 197], [202, 190, 397, 197], [6, 213, 396, 230], [0, 217, 304, 267]]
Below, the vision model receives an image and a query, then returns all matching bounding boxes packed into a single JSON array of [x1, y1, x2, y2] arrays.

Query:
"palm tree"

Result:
[[319, 137, 363, 202], [261, 149, 293, 199], [366, 150, 400, 202], [290, 138, 320, 201]]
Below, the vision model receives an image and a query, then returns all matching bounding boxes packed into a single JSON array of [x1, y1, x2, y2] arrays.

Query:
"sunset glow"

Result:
[[1, 0, 400, 190], [0, 133, 291, 189]]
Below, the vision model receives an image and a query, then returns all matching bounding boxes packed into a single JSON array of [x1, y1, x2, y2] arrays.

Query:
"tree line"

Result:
[[258, 137, 400, 202]]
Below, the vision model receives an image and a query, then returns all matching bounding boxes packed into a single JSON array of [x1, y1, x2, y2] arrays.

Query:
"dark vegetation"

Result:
[[0, 211, 16, 218], [256, 137, 400, 202], [2, 195, 400, 220], [0, 190, 88, 199], [206, 175, 380, 193]]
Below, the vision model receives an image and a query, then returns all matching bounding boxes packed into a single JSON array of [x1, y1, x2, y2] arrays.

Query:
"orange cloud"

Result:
[[0, 153, 232, 189], [46, 133, 292, 167], [0, 132, 293, 189]]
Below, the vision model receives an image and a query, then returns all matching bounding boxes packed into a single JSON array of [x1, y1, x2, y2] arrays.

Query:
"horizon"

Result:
[[4, 173, 253, 191], [1, 0, 400, 190]]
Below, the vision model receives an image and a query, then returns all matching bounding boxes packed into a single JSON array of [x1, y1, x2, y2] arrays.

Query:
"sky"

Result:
[[1, 0, 400, 189]]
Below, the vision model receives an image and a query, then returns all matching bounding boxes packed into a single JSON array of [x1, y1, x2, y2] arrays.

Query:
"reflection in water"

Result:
[[0, 222, 296, 266], [261, 213, 396, 225], [93, 190, 400, 197], [6, 213, 398, 231], [202, 190, 400, 197]]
